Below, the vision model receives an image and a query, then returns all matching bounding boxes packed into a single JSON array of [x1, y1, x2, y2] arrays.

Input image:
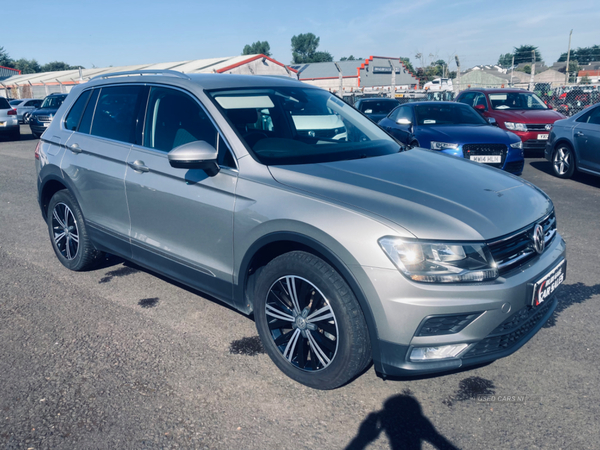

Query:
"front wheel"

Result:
[[254, 251, 371, 389], [47, 190, 101, 271], [552, 145, 575, 179]]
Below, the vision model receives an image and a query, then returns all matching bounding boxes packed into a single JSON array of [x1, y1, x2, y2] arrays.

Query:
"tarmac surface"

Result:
[[1, 125, 599, 449]]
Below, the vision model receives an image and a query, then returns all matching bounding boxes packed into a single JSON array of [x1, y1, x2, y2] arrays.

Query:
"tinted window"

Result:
[[0, 98, 10, 109], [144, 87, 217, 152], [576, 106, 600, 125], [64, 90, 92, 131], [78, 89, 99, 135], [415, 103, 487, 126], [41, 95, 66, 109], [91, 86, 143, 143], [359, 100, 399, 114], [9, 100, 22, 106], [457, 92, 476, 106]]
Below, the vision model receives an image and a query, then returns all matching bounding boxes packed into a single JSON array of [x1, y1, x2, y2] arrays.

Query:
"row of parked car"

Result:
[[1, 93, 67, 140], [354, 88, 600, 180]]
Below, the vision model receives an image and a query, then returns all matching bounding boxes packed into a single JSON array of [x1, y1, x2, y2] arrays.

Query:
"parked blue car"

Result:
[[378, 101, 525, 175]]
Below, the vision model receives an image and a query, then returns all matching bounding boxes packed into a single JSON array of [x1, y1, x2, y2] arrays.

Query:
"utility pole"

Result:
[[529, 50, 536, 91], [388, 60, 396, 98], [510, 55, 515, 87], [565, 29, 573, 84], [455, 55, 461, 93], [334, 62, 343, 99]]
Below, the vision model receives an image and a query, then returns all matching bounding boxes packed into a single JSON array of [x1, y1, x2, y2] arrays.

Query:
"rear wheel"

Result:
[[552, 144, 575, 179], [47, 190, 101, 271], [254, 251, 371, 389]]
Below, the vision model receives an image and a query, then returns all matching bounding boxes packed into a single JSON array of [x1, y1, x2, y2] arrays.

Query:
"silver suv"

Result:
[[36, 70, 566, 389]]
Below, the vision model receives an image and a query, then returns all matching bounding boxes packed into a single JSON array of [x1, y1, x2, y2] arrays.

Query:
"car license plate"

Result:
[[0, 121, 5, 127], [532, 259, 566, 306], [538, 133, 549, 140], [470, 155, 501, 163], [43, 122, 50, 127]]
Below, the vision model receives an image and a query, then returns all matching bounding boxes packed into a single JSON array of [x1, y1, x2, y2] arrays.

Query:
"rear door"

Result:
[[125, 86, 238, 302], [61, 84, 147, 258], [574, 105, 600, 172]]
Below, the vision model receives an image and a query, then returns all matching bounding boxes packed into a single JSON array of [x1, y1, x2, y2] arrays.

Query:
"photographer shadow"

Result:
[[346, 393, 459, 450]]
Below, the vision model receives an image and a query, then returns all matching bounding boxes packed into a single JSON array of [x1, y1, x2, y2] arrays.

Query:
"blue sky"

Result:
[[5, 0, 599, 71]]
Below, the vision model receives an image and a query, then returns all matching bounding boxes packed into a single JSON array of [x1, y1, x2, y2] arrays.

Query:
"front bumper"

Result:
[[359, 233, 566, 376]]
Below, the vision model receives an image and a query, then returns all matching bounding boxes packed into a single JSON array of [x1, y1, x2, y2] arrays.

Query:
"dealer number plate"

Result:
[[538, 133, 549, 140], [471, 155, 501, 163], [532, 259, 566, 306]]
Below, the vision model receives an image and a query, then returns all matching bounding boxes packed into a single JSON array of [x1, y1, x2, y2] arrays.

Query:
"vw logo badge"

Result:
[[532, 224, 545, 254], [545, 124, 552, 131]]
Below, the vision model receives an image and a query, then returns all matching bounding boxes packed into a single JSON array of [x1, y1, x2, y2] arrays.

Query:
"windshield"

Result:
[[489, 92, 548, 110], [9, 100, 23, 106], [41, 95, 66, 109], [414, 103, 488, 126], [208, 87, 400, 165]]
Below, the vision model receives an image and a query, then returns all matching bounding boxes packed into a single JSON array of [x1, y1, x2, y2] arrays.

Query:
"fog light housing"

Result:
[[410, 344, 469, 361]]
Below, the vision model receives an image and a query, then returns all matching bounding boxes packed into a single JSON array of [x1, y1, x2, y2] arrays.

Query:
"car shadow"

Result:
[[529, 160, 600, 188], [345, 390, 460, 450]]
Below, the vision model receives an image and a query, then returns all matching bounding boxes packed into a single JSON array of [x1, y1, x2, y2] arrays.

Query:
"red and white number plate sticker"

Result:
[[532, 259, 566, 306]]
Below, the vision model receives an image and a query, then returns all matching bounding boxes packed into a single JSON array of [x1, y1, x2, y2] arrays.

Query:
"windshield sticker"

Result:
[[423, 119, 436, 124]]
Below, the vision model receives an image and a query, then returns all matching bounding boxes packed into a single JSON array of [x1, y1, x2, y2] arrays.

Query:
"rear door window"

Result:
[[90, 86, 144, 143]]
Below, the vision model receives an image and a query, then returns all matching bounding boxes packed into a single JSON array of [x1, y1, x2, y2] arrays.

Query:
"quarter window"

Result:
[[78, 89, 99, 135], [64, 90, 92, 131]]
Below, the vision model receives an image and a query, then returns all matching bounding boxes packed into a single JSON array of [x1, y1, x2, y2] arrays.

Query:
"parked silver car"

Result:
[[0, 96, 20, 140], [36, 71, 566, 389], [545, 103, 600, 179], [9, 98, 43, 123]]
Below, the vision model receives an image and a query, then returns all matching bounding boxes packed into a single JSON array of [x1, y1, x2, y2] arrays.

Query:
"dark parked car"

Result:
[[378, 101, 525, 174], [29, 93, 68, 138], [545, 103, 600, 179], [354, 97, 400, 122], [456, 88, 566, 154]]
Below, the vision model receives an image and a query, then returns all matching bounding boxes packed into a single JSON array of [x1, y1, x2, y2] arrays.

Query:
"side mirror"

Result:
[[487, 117, 498, 126], [396, 118, 412, 126], [168, 140, 220, 176], [474, 104, 486, 112]]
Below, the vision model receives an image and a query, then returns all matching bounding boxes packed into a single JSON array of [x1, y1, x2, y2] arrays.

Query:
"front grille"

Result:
[[36, 115, 52, 122], [488, 211, 556, 275], [525, 123, 549, 131], [462, 298, 554, 359], [463, 143, 507, 169], [503, 161, 524, 174], [416, 312, 482, 337], [523, 139, 547, 151]]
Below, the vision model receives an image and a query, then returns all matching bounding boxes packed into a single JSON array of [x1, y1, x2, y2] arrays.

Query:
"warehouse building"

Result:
[[0, 54, 297, 99]]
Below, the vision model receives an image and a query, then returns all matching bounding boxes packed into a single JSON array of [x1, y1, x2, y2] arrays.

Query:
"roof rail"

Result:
[[90, 69, 190, 81]]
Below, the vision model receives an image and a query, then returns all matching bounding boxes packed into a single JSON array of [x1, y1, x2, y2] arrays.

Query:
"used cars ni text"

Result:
[[36, 71, 566, 389]]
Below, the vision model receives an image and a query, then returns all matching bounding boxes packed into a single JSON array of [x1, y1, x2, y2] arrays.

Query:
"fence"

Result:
[[0, 81, 76, 100]]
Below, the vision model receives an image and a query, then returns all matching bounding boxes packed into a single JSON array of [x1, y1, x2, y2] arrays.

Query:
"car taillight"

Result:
[[35, 141, 41, 160], [8, 109, 17, 116]]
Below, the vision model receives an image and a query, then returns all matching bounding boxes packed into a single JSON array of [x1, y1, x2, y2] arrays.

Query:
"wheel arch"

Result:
[[38, 171, 84, 220], [237, 232, 381, 362]]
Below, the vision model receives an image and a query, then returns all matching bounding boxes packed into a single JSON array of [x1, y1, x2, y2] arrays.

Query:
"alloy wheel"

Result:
[[51, 202, 79, 260], [553, 147, 571, 176], [265, 275, 339, 371]]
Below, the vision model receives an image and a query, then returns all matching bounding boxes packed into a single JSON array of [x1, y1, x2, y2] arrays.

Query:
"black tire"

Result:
[[47, 190, 101, 271], [254, 251, 371, 389], [552, 144, 575, 179]]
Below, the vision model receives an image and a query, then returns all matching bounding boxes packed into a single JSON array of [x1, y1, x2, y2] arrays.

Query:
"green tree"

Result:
[[0, 46, 14, 68], [291, 33, 333, 63], [580, 75, 591, 84], [40, 61, 81, 72], [242, 41, 271, 57], [497, 53, 513, 67], [13, 58, 41, 74], [340, 55, 357, 61], [399, 57, 415, 75], [521, 65, 531, 74], [558, 45, 600, 64], [513, 45, 542, 65]]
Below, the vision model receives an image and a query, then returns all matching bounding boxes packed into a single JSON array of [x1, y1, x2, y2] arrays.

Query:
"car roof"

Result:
[[358, 97, 399, 102], [460, 88, 530, 94], [402, 101, 470, 107]]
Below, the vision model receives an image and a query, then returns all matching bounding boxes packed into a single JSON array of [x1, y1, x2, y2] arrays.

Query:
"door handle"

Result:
[[575, 131, 584, 137], [69, 143, 82, 154], [129, 160, 150, 172]]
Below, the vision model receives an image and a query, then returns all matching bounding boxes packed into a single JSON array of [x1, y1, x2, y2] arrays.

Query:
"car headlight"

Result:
[[431, 141, 459, 150], [379, 237, 498, 283], [510, 141, 523, 149], [504, 122, 527, 132]]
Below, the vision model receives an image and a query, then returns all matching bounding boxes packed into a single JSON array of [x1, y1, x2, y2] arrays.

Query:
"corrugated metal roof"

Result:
[[298, 60, 363, 79]]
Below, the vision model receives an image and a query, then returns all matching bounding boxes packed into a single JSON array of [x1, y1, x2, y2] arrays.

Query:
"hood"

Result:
[[31, 107, 60, 116], [269, 150, 552, 241], [416, 124, 519, 146], [488, 109, 566, 124]]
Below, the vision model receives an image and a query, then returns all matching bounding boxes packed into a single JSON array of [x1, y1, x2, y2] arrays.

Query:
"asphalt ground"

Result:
[[1, 125, 599, 449]]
